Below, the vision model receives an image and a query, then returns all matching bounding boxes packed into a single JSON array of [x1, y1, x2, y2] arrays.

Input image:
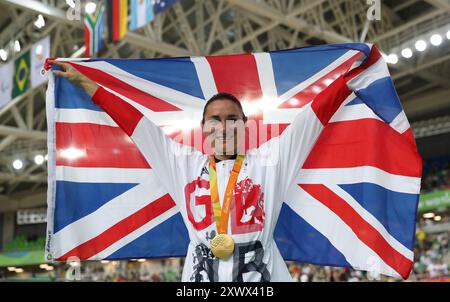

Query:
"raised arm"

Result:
[[257, 76, 353, 200], [265, 45, 390, 201], [49, 60, 204, 204]]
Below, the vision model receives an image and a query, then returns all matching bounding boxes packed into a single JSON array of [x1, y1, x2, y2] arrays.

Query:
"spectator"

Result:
[[426, 258, 449, 279]]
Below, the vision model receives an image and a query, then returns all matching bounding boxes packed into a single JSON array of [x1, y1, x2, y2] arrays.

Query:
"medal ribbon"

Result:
[[209, 154, 245, 234]]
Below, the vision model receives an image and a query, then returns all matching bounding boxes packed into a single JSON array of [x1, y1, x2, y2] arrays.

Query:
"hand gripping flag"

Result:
[[45, 43, 422, 279]]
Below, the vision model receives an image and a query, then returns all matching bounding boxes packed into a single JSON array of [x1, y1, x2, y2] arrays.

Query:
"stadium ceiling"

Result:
[[0, 0, 449, 204]]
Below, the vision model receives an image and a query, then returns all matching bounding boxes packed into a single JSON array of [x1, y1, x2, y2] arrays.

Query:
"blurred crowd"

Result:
[[2, 159, 450, 282], [52, 258, 184, 282], [413, 231, 449, 280], [2, 232, 449, 282], [286, 230, 449, 282], [421, 160, 450, 192], [288, 263, 391, 282], [49, 226, 448, 282]]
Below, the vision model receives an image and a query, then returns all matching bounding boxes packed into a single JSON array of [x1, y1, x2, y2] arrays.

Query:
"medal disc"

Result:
[[211, 234, 234, 259]]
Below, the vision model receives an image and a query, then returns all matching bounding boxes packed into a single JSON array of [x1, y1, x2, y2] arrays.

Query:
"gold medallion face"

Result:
[[211, 234, 235, 259]]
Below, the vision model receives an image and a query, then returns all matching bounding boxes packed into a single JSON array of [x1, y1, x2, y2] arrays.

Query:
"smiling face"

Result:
[[202, 98, 247, 157]]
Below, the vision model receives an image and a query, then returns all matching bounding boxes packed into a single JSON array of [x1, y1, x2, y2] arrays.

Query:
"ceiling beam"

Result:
[[0, 125, 46, 140], [1, 0, 191, 56], [370, 10, 444, 43], [424, 0, 450, 12], [226, 0, 352, 43], [0, 190, 46, 213], [2, 0, 70, 24], [0, 171, 46, 183], [123, 32, 190, 57], [392, 53, 450, 80], [403, 87, 450, 118]]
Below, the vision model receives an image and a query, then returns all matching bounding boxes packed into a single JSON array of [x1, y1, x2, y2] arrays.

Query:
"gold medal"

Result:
[[211, 234, 235, 259], [208, 154, 244, 260]]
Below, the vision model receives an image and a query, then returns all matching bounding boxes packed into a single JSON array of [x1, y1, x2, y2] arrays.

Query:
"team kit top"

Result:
[[90, 77, 349, 282]]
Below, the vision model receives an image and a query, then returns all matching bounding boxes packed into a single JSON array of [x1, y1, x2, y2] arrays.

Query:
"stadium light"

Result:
[[12, 159, 23, 170], [387, 54, 398, 64], [423, 212, 435, 219], [430, 34, 442, 46], [14, 40, 20, 52], [34, 154, 44, 165], [35, 44, 43, 56], [384, 27, 449, 65], [85, 2, 97, 14], [34, 14, 45, 29], [415, 40, 427, 52], [0, 48, 7, 61], [401, 48, 413, 59]]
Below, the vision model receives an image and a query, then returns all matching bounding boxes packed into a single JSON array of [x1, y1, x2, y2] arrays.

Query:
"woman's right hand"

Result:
[[48, 60, 99, 98]]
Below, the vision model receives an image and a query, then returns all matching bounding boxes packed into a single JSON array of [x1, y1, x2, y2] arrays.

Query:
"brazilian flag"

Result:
[[12, 50, 30, 98]]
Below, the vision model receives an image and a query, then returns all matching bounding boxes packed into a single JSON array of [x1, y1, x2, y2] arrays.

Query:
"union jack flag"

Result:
[[45, 43, 422, 279]]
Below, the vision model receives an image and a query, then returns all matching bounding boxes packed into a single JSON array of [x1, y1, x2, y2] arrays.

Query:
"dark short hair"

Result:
[[201, 92, 247, 124]]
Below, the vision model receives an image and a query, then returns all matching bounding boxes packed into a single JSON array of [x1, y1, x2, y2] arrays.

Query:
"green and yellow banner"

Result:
[[12, 50, 30, 98], [418, 189, 450, 212], [0, 250, 45, 267]]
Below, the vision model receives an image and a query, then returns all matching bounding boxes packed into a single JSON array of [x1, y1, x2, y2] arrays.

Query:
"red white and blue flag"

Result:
[[45, 43, 422, 279]]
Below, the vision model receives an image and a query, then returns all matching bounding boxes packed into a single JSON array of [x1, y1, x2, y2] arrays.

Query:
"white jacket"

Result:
[[91, 77, 349, 281]]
